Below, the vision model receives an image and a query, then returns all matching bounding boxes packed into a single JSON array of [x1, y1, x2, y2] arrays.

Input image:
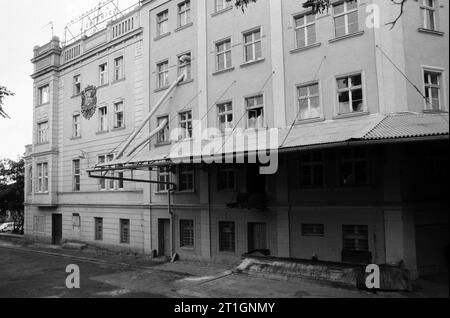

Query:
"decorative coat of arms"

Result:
[[81, 85, 97, 120]]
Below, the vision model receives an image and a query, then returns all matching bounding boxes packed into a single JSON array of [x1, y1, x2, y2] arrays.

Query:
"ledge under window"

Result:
[[329, 31, 365, 43], [112, 78, 126, 85], [96, 130, 109, 135], [178, 78, 194, 86], [296, 117, 326, 125], [240, 58, 265, 68], [211, 6, 233, 17], [175, 22, 194, 33], [154, 32, 171, 41], [112, 126, 126, 132], [154, 86, 170, 93], [290, 42, 322, 54], [70, 136, 82, 141], [418, 28, 444, 36], [333, 111, 370, 120], [212, 67, 235, 76]]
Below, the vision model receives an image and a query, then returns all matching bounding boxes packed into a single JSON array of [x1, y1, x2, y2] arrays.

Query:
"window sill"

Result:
[[70, 136, 82, 141], [240, 58, 265, 68], [71, 94, 81, 99], [329, 31, 365, 43], [174, 190, 196, 195], [35, 142, 50, 146], [96, 130, 109, 135], [178, 78, 194, 86], [154, 86, 170, 93], [290, 42, 322, 54], [154, 32, 171, 41], [112, 126, 126, 132], [418, 28, 444, 36], [175, 22, 193, 33], [423, 109, 448, 114], [112, 78, 126, 85], [155, 141, 172, 147], [97, 83, 109, 90], [211, 6, 233, 17], [35, 192, 49, 195], [296, 117, 325, 125], [36, 102, 50, 108], [333, 111, 369, 120], [180, 246, 195, 251], [212, 67, 235, 76]]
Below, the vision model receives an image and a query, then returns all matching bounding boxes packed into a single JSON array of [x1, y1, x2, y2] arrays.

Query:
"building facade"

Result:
[[25, 0, 449, 279]]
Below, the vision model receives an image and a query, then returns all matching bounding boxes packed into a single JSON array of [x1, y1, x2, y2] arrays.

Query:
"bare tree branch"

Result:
[[386, 0, 407, 30]]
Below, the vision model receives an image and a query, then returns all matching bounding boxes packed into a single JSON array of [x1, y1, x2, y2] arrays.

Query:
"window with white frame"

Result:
[[297, 82, 321, 120], [219, 221, 235, 252], [337, 73, 363, 115], [178, 1, 191, 27], [37, 121, 49, 144], [72, 159, 81, 192], [333, 0, 359, 38], [98, 106, 108, 132], [157, 60, 169, 88], [179, 111, 192, 139], [73, 113, 81, 138], [243, 28, 262, 63], [114, 101, 124, 129], [97, 154, 116, 191], [294, 13, 316, 48], [157, 116, 170, 144], [178, 53, 192, 81], [33, 216, 45, 233], [343, 225, 369, 251], [157, 10, 169, 36], [28, 167, 33, 195], [157, 167, 171, 192], [113, 56, 124, 81], [217, 102, 233, 133], [216, 39, 232, 71], [215, 0, 232, 12], [340, 147, 368, 186], [424, 70, 442, 111], [99, 63, 108, 86], [38, 85, 50, 105], [37, 162, 49, 193], [73, 75, 81, 95], [217, 167, 236, 191], [180, 220, 194, 248], [178, 165, 194, 192], [246, 95, 264, 129], [299, 151, 324, 188], [421, 0, 437, 30]]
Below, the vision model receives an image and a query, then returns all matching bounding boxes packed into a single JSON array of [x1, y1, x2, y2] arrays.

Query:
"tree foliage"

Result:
[[0, 158, 24, 234], [0, 85, 14, 119]]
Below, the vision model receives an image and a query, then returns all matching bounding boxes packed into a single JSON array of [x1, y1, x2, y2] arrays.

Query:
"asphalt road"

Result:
[[0, 247, 167, 298]]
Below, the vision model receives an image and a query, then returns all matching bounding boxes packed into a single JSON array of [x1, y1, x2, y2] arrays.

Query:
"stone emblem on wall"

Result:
[[81, 85, 97, 120]]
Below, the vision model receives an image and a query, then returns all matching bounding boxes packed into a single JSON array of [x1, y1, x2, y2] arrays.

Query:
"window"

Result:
[[299, 151, 324, 188], [424, 70, 442, 111], [246, 95, 264, 129], [95, 218, 103, 241], [215, 0, 232, 12], [179, 111, 192, 139], [178, 165, 194, 192], [421, 0, 437, 30], [73, 114, 81, 138], [333, 0, 359, 38], [33, 216, 45, 233], [337, 73, 363, 115], [157, 116, 169, 144], [180, 220, 194, 248], [302, 224, 325, 237], [218, 167, 236, 191], [99, 63, 108, 86], [37, 163, 49, 193], [37, 121, 49, 143], [28, 167, 33, 195], [178, 1, 191, 27], [120, 219, 130, 244], [340, 147, 368, 186], [297, 82, 321, 120], [343, 225, 369, 251], [114, 101, 124, 129], [98, 106, 108, 132], [98, 154, 115, 190], [243, 29, 262, 63], [72, 213, 81, 228], [219, 221, 235, 252], [72, 160, 81, 192], [38, 85, 50, 105], [216, 39, 232, 71], [178, 53, 192, 81], [295, 13, 316, 48], [157, 61, 169, 88], [217, 102, 233, 133], [73, 75, 81, 95], [113, 57, 124, 81], [157, 167, 171, 192], [157, 10, 169, 36]]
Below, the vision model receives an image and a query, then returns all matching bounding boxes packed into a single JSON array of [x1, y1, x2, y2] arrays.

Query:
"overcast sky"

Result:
[[0, 0, 137, 160]]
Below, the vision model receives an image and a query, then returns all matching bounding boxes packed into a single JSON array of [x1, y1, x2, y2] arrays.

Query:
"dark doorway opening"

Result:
[[158, 219, 171, 257], [248, 222, 268, 253], [52, 214, 62, 245]]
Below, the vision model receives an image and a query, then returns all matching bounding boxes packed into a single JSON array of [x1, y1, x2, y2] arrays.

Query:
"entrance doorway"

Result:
[[158, 219, 171, 257], [248, 222, 267, 252], [52, 214, 62, 245]]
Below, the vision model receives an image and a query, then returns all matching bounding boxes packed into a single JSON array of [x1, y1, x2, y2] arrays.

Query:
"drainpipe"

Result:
[[168, 187, 175, 259]]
